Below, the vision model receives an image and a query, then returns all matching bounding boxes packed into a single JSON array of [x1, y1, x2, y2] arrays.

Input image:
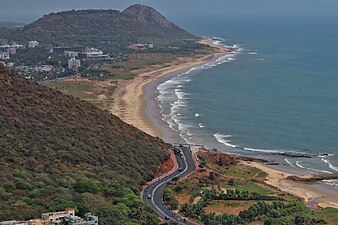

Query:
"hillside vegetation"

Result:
[[1, 4, 196, 47], [0, 64, 168, 222]]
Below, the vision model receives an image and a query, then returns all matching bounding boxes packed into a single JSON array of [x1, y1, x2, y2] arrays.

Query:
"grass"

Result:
[[314, 207, 338, 224], [223, 182, 274, 195], [100, 53, 176, 75], [219, 162, 266, 180], [204, 200, 256, 215], [46, 81, 95, 99], [45, 80, 115, 111]]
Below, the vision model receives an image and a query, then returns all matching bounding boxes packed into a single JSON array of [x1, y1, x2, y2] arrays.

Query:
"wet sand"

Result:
[[112, 38, 228, 140]]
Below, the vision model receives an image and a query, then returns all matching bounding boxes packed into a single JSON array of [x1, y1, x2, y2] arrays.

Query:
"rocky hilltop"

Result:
[[2, 4, 196, 46]]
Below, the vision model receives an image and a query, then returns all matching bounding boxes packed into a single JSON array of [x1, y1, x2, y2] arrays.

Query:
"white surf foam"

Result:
[[213, 133, 237, 148], [243, 147, 285, 154], [284, 158, 296, 168], [296, 161, 332, 174], [156, 38, 242, 146]]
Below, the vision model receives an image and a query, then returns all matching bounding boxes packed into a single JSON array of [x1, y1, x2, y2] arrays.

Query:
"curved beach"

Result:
[[111, 39, 338, 210]]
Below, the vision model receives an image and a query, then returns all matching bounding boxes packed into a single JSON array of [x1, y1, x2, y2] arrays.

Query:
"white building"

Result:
[[0, 51, 10, 60], [41, 208, 75, 224], [68, 57, 81, 69], [81, 48, 108, 59], [7, 48, 16, 55], [64, 51, 79, 58], [35, 65, 54, 72], [28, 41, 39, 48]]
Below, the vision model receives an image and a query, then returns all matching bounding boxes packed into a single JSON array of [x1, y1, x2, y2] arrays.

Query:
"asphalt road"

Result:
[[142, 146, 197, 225]]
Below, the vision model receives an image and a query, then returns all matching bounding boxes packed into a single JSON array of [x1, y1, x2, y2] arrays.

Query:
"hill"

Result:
[[1, 4, 196, 47], [0, 64, 168, 222], [0, 21, 24, 28]]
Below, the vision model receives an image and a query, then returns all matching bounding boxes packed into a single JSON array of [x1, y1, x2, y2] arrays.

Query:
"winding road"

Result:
[[142, 145, 198, 224]]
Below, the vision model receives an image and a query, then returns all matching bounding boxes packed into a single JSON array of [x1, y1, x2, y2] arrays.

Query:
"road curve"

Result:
[[142, 146, 198, 225]]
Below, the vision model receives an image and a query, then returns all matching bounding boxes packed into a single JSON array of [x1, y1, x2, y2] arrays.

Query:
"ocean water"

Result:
[[156, 14, 338, 188]]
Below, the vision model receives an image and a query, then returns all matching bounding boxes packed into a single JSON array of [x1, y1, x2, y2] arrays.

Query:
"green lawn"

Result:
[[223, 182, 274, 195]]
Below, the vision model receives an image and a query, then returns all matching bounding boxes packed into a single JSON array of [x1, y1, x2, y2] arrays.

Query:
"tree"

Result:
[[74, 178, 100, 194], [3, 182, 15, 192], [98, 207, 128, 225], [228, 179, 235, 186], [294, 215, 306, 225]]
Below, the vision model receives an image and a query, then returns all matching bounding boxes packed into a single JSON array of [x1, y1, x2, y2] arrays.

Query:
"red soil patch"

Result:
[[155, 147, 175, 176], [176, 194, 191, 205]]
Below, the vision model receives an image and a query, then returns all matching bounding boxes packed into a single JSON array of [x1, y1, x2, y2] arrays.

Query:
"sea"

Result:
[[154, 13, 338, 190]]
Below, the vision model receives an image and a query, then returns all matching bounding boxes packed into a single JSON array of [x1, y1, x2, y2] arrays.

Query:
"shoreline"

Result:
[[112, 38, 229, 140], [111, 38, 338, 210]]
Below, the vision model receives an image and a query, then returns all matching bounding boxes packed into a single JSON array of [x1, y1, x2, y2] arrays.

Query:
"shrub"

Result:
[[15, 180, 32, 190], [74, 178, 100, 194], [3, 182, 15, 192]]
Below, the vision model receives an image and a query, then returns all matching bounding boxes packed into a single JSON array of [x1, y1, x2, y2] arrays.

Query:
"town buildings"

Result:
[[68, 57, 81, 69], [0, 51, 10, 60], [28, 41, 39, 48], [79, 48, 108, 60], [64, 51, 79, 58], [0, 209, 98, 225]]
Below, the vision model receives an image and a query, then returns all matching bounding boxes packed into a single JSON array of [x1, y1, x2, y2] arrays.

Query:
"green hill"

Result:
[[1, 4, 196, 47], [0, 64, 168, 222]]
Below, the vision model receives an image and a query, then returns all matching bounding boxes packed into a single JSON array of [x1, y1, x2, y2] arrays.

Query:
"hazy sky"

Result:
[[1, 0, 338, 23]]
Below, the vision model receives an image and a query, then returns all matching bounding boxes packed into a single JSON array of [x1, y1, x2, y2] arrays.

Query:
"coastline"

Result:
[[111, 38, 338, 210], [111, 38, 229, 140]]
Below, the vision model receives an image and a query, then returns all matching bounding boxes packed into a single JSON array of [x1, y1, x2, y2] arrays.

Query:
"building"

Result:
[[0, 51, 10, 60], [1, 210, 97, 225], [28, 41, 39, 48], [51, 47, 71, 54], [35, 65, 54, 73], [64, 51, 79, 58], [64, 214, 98, 225], [0, 43, 24, 49], [68, 57, 81, 69], [41, 208, 75, 224], [7, 48, 16, 55], [79, 48, 108, 60]]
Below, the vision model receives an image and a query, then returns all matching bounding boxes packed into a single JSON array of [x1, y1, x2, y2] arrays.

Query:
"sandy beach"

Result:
[[243, 161, 338, 209], [111, 38, 229, 139], [111, 38, 338, 210]]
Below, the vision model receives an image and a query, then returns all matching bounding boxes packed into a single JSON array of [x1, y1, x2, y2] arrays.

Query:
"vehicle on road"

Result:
[[146, 194, 152, 199]]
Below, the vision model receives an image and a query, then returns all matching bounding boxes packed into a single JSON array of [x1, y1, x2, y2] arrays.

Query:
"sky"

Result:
[[1, 0, 338, 23]]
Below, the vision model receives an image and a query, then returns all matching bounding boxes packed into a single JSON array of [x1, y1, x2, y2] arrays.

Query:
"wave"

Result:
[[295, 161, 332, 174], [319, 155, 338, 172], [156, 38, 242, 146], [175, 88, 189, 100], [322, 180, 338, 188], [284, 158, 296, 168], [213, 133, 238, 148], [243, 147, 285, 154], [248, 52, 258, 55]]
